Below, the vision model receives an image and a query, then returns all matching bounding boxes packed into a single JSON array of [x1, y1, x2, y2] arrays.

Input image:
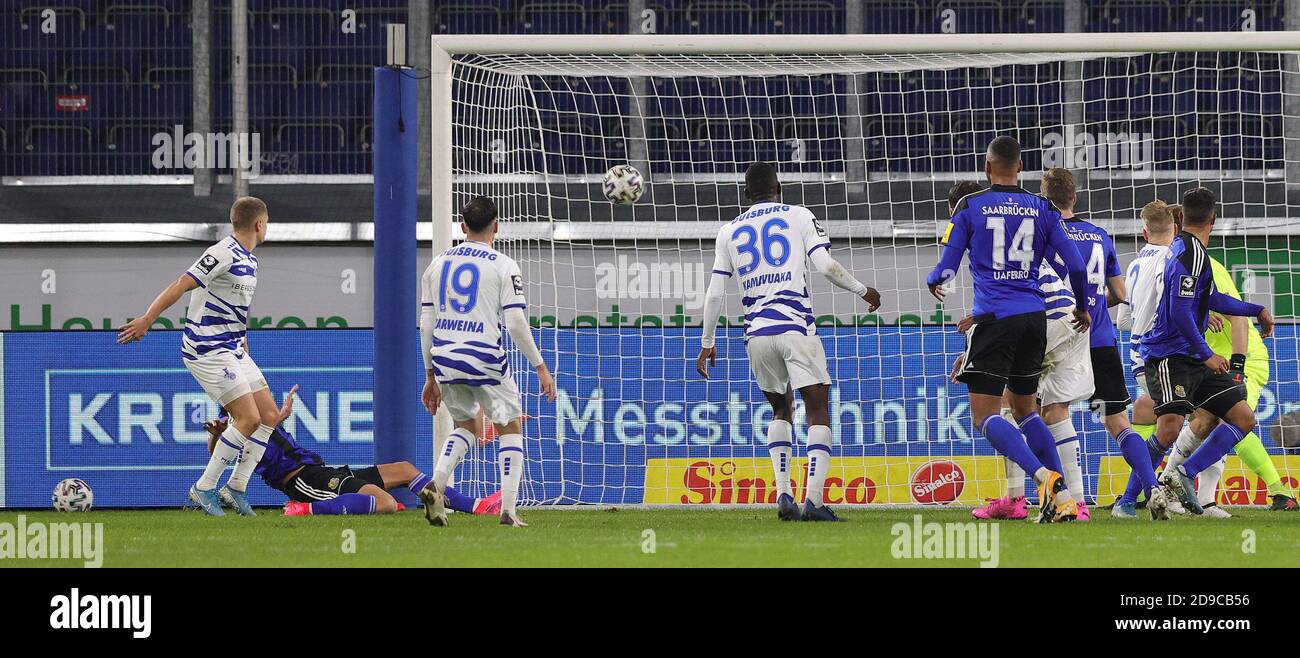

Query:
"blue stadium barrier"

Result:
[[4, 327, 1297, 507]]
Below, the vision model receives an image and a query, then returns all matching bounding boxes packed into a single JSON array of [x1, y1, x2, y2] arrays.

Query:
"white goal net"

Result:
[[434, 34, 1300, 508]]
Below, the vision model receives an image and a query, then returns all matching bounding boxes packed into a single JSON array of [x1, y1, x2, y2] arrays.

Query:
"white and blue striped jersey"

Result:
[[182, 236, 257, 360], [421, 241, 527, 386], [710, 202, 829, 341], [1037, 253, 1075, 321], [1122, 242, 1172, 375]]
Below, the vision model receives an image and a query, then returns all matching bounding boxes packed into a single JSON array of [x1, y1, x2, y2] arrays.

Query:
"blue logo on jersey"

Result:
[[222, 367, 236, 381]]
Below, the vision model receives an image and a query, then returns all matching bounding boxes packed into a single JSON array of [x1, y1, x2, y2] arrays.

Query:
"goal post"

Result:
[[431, 32, 1300, 508]]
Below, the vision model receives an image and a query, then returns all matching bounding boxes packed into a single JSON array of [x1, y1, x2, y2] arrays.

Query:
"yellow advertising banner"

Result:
[[1096, 455, 1300, 505], [643, 456, 1007, 505]]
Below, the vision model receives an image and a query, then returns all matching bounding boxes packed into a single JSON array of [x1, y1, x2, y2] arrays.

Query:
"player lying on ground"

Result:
[[927, 136, 1093, 523], [204, 385, 501, 517], [697, 161, 882, 522], [118, 197, 282, 517], [419, 195, 557, 528], [1115, 202, 1297, 515], [1138, 188, 1275, 517]]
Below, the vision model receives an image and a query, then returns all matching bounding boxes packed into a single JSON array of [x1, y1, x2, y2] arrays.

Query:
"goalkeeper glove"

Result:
[[1229, 353, 1248, 384]]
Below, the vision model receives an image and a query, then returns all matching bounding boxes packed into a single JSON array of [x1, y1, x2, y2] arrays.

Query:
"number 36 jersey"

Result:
[[420, 242, 527, 386], [710, 202, 831, 341]]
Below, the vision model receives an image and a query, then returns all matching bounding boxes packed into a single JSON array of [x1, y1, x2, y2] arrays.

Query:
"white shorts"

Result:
[[1037, 316, 1093, 407], [184, 351, 268, 407], [745, 333, 831, 394], [1129, 344, 1150, 398], [441, 378, 523, 425]]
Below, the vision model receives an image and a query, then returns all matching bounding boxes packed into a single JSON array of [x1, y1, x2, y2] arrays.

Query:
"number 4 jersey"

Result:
[[420, 242, 527, 385]]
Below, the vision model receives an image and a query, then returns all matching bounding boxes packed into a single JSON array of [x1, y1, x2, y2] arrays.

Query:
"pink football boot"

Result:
[[1075, 501, 1091, 521], [474, 491, 503, 516], [971, 496, 1028, 520], [283, 501, 311, 516]]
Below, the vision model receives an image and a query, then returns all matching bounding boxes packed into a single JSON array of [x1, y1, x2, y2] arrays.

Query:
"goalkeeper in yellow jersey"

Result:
[[1121, 204, 1297, 514]]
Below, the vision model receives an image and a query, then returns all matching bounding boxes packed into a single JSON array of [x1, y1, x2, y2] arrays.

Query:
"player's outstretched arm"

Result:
[[117, 274, 199, 344], [809, 247, 881, 311], [1208, 291, 1273, 338], [503, 307, 555, 402]]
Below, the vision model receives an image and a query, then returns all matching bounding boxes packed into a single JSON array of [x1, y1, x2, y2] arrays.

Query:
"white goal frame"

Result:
[[429, 31, 1300, 507]]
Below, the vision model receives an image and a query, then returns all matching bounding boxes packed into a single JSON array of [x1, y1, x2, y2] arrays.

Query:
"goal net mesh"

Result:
[[442, 49, 1300, 507]]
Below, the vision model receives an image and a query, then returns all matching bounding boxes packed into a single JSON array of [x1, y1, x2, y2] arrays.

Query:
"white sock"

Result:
[[197, 425, 246, 490], [433, 428, 474, 491], [1165, 425, 1199, 473], [226, 424, 274, 492], [766, 419, 794, 497], [1005, 457, 1026, 499], [498, 433, 524, 514], [1048, 419, 1085, 503], [1199, 455, 1226, 505], [805, 425, 832, 507]]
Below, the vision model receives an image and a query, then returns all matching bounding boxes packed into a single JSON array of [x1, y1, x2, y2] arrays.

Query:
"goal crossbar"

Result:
[[433, 31, 1300, 58]]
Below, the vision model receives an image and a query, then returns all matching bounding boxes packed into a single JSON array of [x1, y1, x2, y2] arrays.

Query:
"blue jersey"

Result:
[[1063, 216, 1122, 348], [216, 409, 323, 490], [1140, 232, 1263, 362], [255, 426, 325, 491], [927, 184, 1089, 319]]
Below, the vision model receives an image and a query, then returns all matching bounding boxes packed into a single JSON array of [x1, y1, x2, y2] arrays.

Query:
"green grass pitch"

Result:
[[2, 507, 1297, 568]]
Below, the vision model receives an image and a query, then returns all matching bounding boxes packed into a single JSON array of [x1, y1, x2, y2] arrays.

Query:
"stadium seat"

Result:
[[1089, 0, 1173, 32], [434, 4, 504, 34], [767, 0, 841, 35], [102, 4, 189, 48], [863, 1, 926, 35], [518, 2, 591, 34], [683, 1, 756, 35], [935, 0, 1006, 34], [1014, 0, 1065, 32]]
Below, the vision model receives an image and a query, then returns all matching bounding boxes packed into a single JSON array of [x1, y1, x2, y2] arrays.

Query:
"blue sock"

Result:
[[982, 415, 1044, 475], [442, 485, 476, 514], [1117, 471, 1144, 505], [408, 471, 433, 494], [1183, 423, 1246, 478], [1018, 413, 1063, 472], [1117, 428, 1158, 491], [310, 493, 376, 515]]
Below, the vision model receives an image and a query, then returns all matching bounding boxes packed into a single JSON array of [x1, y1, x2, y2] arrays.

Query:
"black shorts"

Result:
[[958, 311, 1047, 397], [1090, 346, 1133, 416], [1145, 355, 1246, 418], [284, 465, 384, 503]]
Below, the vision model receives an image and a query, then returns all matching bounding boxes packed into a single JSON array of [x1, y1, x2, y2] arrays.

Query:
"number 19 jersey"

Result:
[[420, 242, 528, 386], [710, 202, 830, 341]]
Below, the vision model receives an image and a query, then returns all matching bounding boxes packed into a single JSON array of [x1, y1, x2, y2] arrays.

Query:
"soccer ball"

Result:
[[602, 164, 644, 205], [52, 478, 93, 512]]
